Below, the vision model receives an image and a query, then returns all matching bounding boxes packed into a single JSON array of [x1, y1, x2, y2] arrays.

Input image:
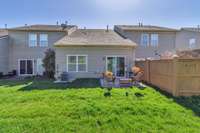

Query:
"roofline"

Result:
[[181, 28, 200, 32], [7, 28, 70, 32], [114, 25, 179, 32], [54, 43, 137, 47], [8, 25, 77, 32], [118, 28, 179, 32]]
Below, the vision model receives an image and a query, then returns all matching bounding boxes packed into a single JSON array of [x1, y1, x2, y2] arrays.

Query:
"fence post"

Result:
[[172, 58, 178, 96], [146, 59, 150, 83]]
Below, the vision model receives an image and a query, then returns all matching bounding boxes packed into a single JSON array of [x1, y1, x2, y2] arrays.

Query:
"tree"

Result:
[[42, 48, 55, 79]]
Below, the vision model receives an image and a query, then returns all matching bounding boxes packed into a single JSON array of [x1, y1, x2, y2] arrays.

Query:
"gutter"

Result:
[[54, 43, 137, 48]]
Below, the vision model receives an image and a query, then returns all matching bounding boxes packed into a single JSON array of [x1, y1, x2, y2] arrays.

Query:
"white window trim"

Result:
[[39, 34, 48, 47], [189, 38, 196, 49], [29, 33, 37, 47], [18, 59, 35, 76], [66, 55, 88, 73], [150, 34, 159, 47], [105, 55, 126, 78], [141, 33, 149, 47]]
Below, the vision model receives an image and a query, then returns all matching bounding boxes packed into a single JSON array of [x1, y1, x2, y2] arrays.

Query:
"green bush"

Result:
[[42, 48, 55, 79]]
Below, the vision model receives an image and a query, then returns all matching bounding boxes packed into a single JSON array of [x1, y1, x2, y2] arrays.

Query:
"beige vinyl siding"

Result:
[[8, 31, 66, 75], [176, 30, 200, 51], [55, 46, 135, 79], [0, 36, 9, 74], [115, 29, 176, 58]]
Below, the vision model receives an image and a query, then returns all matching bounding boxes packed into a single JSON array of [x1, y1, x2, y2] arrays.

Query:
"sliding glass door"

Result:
[[106, 56, 125, 77], [19, 59, 34, 75]]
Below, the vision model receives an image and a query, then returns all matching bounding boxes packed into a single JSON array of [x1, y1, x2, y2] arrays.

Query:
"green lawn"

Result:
[[0, 78, 200, 133]]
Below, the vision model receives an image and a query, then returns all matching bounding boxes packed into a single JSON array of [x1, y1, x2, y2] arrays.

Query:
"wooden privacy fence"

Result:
[[136, 58, 200, 96]]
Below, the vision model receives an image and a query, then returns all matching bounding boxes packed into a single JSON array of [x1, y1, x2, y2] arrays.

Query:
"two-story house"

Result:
[[7, 25, 77, 76], [0, 24, 136, 80], [114, 25, 178, 59], [1, 23, 200, 79]]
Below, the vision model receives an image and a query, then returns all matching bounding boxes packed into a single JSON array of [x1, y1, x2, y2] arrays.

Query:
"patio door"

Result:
[[106, 56, 125, 77], [19, 59, 34, 75]]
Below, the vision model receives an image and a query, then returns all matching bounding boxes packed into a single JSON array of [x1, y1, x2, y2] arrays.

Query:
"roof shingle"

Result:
[[181, 27, 200, 33], [115, 25, 178, 32], [54, 29, 136, 47], [8, 24, 77, 32]]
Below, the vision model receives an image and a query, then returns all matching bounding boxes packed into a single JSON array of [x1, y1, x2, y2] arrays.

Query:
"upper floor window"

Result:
[[141, 34, 149, 47], [29, 33, 37, 47], [189, 38, 196, 49], [39, 34, 48, 47], [151, 34, 159, 47], [67, 55, 87, 72]]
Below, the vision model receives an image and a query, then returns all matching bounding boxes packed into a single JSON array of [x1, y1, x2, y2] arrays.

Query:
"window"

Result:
[[67, 55, 87, 72], [78, 56, 87, 72], [151, 34, 159, 47], [68, 56, 77, 72], [40, 34, 48, 47], [141, 34, 149, 47], [189, 38, 196, 49], [29, 34, 37, 47]]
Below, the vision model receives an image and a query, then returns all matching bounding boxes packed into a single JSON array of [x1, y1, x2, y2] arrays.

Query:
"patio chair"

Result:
[[130, 66, 145, 88], [101, 71, 116, 88], [102, 71, 116, 83]]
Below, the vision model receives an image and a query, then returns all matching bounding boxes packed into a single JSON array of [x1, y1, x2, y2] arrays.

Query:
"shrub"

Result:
[[42, 48, 55, 79], [0, 72, 3, 78]]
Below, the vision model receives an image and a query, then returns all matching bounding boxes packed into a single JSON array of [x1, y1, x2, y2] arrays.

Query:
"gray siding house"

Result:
[[114, 25, 178, 59], [0, 30, 9, 75], [54, 29, 136, 79], [7, 25, 77, 77], [1, 24, 200, 79], [1, 24, 136, 80]]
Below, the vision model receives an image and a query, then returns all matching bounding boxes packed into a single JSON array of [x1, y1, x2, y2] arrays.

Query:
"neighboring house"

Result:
[[176, 28, 200, 51], [0, 29, 9, 75], [1, 24, 136, 80], [114, 25, 178, 59], [8, 25, 77, 76]]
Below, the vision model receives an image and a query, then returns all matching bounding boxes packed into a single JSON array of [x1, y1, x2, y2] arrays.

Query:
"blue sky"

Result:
[[0, 0, 200, 29]]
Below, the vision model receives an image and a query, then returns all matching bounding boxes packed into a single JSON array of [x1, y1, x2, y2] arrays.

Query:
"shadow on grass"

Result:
[[145, 82, 200, 117], [18, 78, 101, 91], [0, 77, 34, 87]]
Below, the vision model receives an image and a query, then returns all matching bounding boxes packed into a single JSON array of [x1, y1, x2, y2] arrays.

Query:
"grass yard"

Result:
[[0, 78, 200, 133]]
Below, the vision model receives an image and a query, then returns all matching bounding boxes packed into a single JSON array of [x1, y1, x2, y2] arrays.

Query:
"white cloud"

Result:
[[91, 0, 140, 11]]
